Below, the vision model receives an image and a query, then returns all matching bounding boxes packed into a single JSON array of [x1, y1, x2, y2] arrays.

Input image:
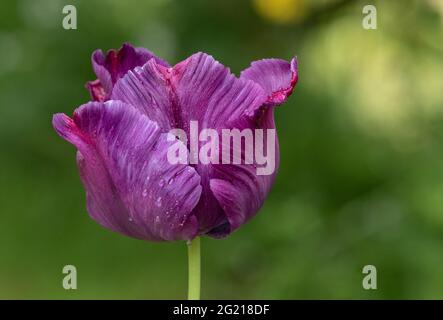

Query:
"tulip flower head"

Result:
[[53, 43, 298, 242]]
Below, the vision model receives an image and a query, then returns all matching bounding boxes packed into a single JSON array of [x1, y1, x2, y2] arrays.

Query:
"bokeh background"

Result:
[[1, 0, 443, 299]]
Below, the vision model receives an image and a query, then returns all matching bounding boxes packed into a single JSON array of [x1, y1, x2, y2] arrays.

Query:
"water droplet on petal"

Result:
[[168, 178, 174, 185], [142, 189, 148, 197], [156, 197, 162, 207], [158, 179, 165, 187]]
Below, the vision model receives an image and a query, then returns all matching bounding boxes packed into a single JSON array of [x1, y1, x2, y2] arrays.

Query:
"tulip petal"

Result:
[[240, 57, 298, 106], [112, 52, 269, 131], [111, 53, 270, 233], [53, 101, 201, 241], [207, 106, 279, 237], [110, 59, 176, 131], [85, 79, 106, 102], [110, 52, 291, 237], [175, 53, 272, 233], [86, 43, 169, 101], [174, 52, 270, 129]]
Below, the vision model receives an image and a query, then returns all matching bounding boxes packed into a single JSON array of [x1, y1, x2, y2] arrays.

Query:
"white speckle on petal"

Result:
[[156, 197, 162, 207]]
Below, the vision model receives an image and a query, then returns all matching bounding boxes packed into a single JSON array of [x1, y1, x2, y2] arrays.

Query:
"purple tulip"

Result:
[[53, 43, 298, 242]]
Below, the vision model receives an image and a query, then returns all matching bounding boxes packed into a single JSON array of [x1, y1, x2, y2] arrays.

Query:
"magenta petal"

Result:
[[112, 52, 268, 131], [174, 53, 270, 233], [110, 59, 175, 131], [52, 101, 201, 241], [87, 43, 170, 101], [85, 79, 106, 102], [55, 44, 299, 241], [208, 107, 279, 237], [111, 52, 279, 236], [174, 52, 268, 130], [209, 169, 271, 236], [240, 57, 298, 106]]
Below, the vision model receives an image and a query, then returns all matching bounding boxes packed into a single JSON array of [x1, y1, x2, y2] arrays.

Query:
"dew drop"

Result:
[[142, 189, 148, 197], [156, 197, 162, 207], [158, 179, 165, 187], [168, 178, 174, 185]]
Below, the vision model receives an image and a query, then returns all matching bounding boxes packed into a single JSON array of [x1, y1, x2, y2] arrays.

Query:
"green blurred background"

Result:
[[1, 0, 443, 299]]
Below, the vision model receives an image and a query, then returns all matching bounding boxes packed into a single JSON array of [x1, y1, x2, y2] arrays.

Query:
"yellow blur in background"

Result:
[[253, 0, 307, 24]]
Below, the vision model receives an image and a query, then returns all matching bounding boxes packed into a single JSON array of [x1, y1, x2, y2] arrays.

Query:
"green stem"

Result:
[[187, 236, 201, 300]]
